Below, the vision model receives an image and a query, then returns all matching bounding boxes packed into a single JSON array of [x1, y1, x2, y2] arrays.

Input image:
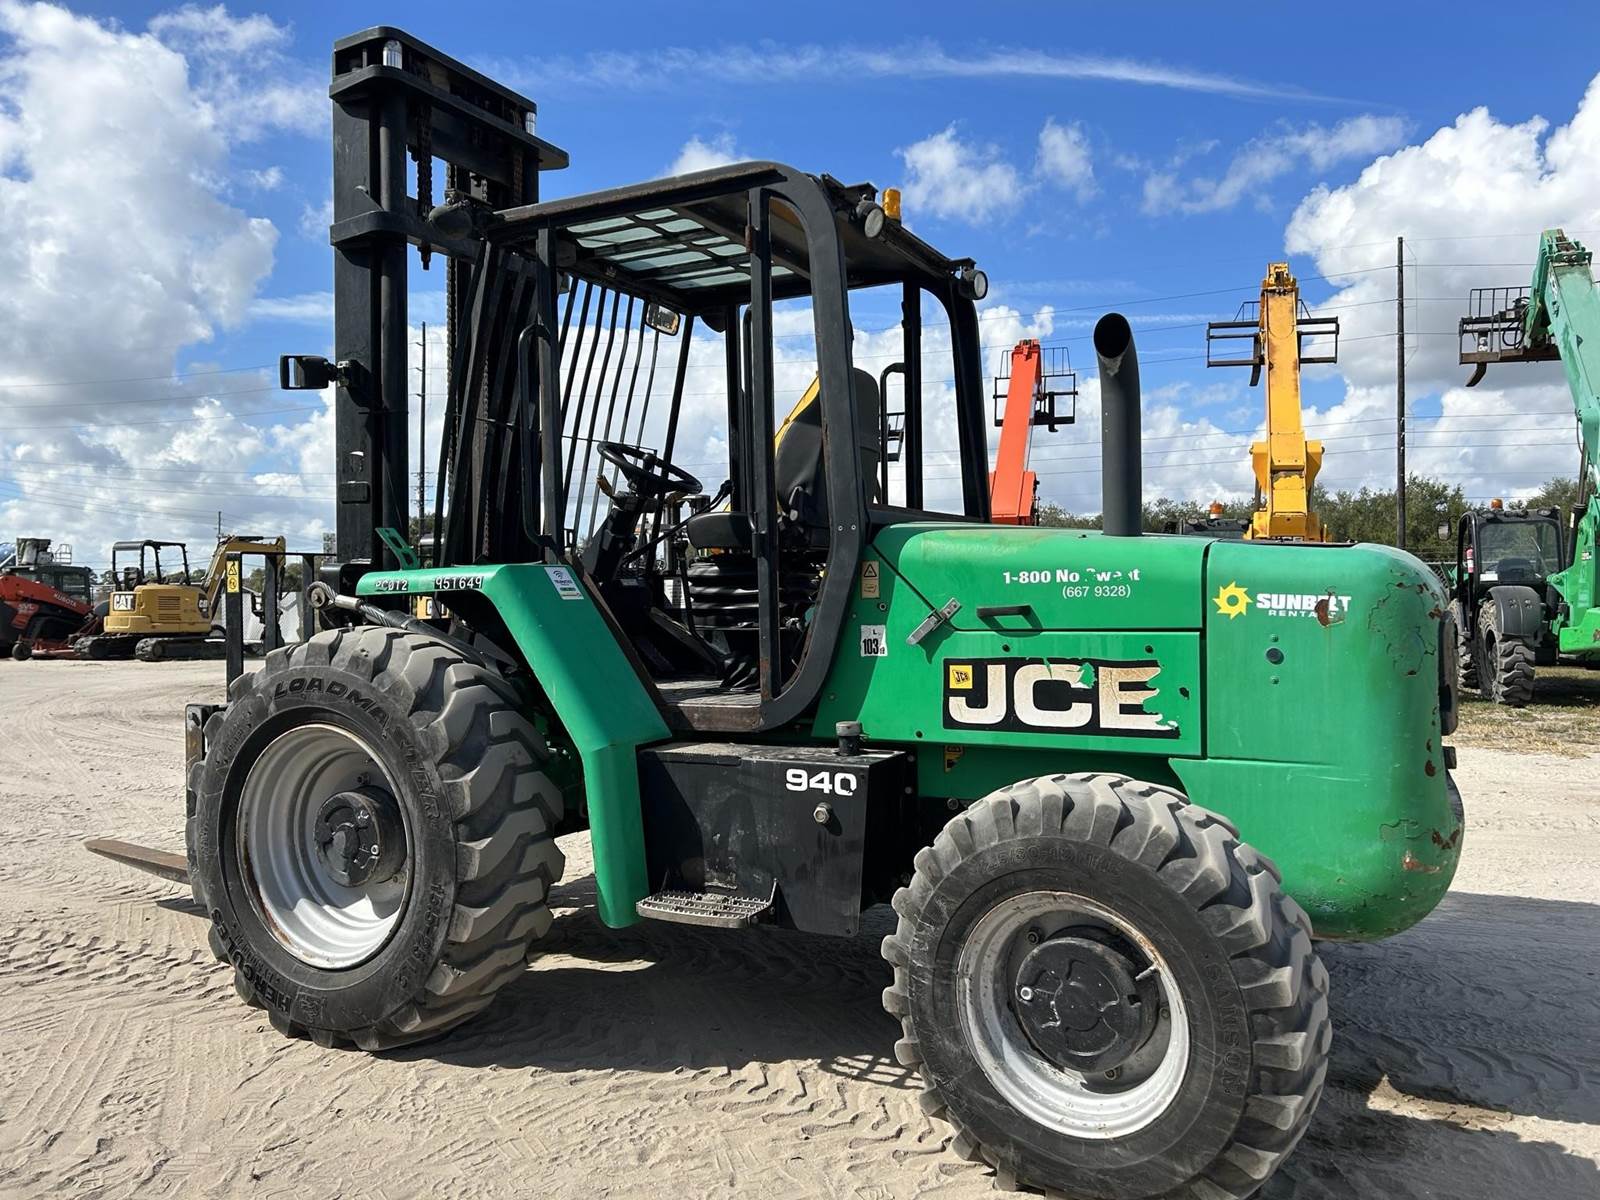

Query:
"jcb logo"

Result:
[[943, 658, 1177, 739]]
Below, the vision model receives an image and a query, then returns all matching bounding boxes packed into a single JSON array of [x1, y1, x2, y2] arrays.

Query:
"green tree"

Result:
[[1035, 473, 1480, 563], [1034, 501, 1100, 529], [1314, 475, 1467, 562], [1525, 476, 1580, 514]]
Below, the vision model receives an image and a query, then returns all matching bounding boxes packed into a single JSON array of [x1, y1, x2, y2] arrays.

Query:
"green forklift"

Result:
[[93, 29, 1463, 1200]]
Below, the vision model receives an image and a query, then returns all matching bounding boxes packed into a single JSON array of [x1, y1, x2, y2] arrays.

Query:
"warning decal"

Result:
[[546, 566, 583, 601], [860, 560, 881, 599]]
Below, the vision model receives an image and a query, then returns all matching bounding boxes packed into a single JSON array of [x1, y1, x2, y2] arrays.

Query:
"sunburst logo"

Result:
[[1213, 582, 1252, 619]]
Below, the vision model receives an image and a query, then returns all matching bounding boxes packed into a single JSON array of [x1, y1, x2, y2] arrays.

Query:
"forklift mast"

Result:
[[307, 29, 568, 572], [1460, 228, 1600, 657], [1206, 263, 1339, 541]]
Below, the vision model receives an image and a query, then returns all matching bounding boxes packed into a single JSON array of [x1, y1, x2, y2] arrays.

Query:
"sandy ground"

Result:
[[0, 660, 1596, 1200]]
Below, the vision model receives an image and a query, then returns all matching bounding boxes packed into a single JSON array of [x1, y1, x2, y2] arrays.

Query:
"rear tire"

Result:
[[1477, 604, 1534, 707], [188, 626, 566, 1051], [11, 640, 31, 661], [883, 774, 1329, 1200]]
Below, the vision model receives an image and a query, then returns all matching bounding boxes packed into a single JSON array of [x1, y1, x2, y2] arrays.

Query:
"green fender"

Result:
[[357, 563, 665, 927]]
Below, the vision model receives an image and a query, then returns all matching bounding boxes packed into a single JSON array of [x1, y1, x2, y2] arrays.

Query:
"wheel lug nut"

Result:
[[1104, 1067, 1121, 1081], [1017, 985, 1034, 1002], [355, 811, 370, 827], [1025, 928, 1040, 944]]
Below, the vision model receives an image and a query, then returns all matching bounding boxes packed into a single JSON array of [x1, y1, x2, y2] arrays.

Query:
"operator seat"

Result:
[[685, 368, 882, 551]]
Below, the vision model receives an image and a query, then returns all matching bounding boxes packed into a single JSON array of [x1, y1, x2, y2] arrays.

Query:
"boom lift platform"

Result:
[[988, 339, 1075, 524], [1207, 263, 1339, 541], [1457, 228, 1600, 689], [88, 28, 1463, 1200]]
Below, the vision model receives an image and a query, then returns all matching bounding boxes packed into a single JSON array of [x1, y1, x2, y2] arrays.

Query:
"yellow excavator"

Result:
[[77, 534, 285, 661], [1206, 262, 1339, 540]]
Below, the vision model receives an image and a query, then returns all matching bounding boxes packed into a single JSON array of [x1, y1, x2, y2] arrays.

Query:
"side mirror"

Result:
[[279, 354, 340, 390], [643, 301, 681, 337]]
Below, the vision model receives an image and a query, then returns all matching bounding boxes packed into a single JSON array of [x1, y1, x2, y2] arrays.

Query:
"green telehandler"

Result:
[[1459, 228, 1600, 693], [91, 29, 1463, 1199]]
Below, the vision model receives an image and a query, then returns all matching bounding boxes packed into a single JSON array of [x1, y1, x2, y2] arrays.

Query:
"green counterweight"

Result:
[[814, 525, 1460, 940]]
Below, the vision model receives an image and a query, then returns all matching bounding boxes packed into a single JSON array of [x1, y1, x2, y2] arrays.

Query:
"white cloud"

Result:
[[298, 195, 332, 241], [147, 3, 322, 140], [1035, 118, 1095, 200], [506, 41, 1342, 103], [0, 2, 329, 562], [897, 126, 1027, 225], [249, 291, 333, 323], [668, 132, 743, 176], [244, 165, 283, 190], [1143, 115, 1406, 215], [1281, 79, 1600, 501]]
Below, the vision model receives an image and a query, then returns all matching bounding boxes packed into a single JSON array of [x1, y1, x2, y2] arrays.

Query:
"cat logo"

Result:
[[943, 657, 1177, 739]]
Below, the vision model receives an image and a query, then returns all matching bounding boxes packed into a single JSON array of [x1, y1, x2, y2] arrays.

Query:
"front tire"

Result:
[[1477, 604, 1534, 706], [883, 774, 1329, 1200], [1447, 600, 1476, 693], [188, 626, 566, 1050]]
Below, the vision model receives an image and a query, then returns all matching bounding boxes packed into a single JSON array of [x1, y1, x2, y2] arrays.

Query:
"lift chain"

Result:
[[414, 103, 433, 269]]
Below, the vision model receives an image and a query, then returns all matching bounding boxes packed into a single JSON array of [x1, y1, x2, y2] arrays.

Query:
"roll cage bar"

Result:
[[111, 540, 191, 587], [431, 162, 989, 730], [289, 30, 993, 735]]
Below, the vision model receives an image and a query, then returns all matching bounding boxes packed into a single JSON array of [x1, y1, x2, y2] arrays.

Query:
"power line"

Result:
[[0, 364, 273, 390], [0, 469, 338, 502], [0, 480, 253, 526], [3, 403, 324, 433], [1, 384, 282, 413]]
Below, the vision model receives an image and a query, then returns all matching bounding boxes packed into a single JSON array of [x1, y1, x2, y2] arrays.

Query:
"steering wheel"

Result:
[[598, 441, 702, 497]]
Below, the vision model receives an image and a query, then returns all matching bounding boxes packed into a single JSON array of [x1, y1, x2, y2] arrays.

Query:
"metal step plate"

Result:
[[636, 889, 772, 929]]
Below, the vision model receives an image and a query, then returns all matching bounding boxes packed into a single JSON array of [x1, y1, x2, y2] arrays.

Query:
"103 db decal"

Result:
[[943, 657, 1178, 738]]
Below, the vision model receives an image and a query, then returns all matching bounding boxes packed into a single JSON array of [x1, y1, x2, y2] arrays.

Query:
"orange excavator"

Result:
[[989, 340, 1075, 524]]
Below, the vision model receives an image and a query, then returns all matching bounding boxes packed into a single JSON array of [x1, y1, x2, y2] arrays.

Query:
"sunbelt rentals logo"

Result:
[[1212, 582, 1251, 619], [1212, 581, 1352, 621]]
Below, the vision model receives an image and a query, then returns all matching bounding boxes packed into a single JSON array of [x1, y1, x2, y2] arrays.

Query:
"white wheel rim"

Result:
[[236, 723, 411, 969], [955, 891, 1190, 1140]]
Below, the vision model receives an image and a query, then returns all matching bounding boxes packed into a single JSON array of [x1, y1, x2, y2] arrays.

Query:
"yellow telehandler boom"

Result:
[[1206, 263, 1340, 540]]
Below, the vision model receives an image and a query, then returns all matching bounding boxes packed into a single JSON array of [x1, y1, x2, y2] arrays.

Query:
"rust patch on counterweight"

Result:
[[1402, 850, 1441, 874]]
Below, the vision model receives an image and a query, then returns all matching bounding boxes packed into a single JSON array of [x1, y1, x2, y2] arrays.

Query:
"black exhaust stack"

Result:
[[1094, 313, 1142, 537]]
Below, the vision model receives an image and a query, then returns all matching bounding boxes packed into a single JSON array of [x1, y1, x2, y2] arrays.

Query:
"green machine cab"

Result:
[[96, 29, 1461, 1200]]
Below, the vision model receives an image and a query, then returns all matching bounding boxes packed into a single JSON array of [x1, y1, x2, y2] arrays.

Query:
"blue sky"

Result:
[[5, 1, 1600, 567]]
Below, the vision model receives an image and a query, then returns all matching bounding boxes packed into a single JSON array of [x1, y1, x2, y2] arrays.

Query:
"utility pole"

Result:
[[415, 322, 427, 542], [1396, 236, 1407, 549], [216, 510, 223, 540]]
